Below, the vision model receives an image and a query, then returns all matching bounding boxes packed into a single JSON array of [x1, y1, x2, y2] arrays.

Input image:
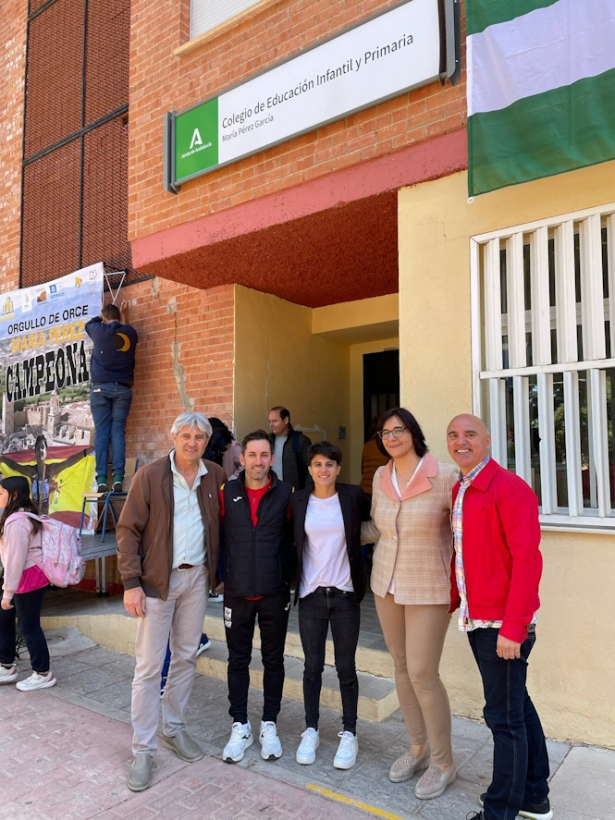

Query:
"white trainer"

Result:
[[222, 722, 253, 763], [16, 670, 57, 691], [259, 721, 282, 760], [296, 728, 319, 765], [0, 664, 18, 685], [333, 730, 358, 770]]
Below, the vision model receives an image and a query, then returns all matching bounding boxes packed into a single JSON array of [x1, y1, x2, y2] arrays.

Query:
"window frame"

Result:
[[470, 203, 615, 534]]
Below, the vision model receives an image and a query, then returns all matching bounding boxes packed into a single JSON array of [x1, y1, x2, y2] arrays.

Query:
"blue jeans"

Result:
[[90, 382, 132, 477], [468, 627, 550, 820], [299, 587, 360, 733]]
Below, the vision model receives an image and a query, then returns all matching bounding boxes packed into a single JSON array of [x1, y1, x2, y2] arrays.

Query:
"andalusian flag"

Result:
[[467, 0, 615, 195]]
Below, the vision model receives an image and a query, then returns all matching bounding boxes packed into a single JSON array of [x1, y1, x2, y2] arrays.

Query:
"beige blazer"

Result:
[[362, 454, 457, 605]]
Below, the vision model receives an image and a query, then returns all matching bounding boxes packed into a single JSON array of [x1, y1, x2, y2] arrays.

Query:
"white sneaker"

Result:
[[222, 722, 253, 763], [296, 728, 319, 765], [0, 664, 17, 685], [196, 636, 212, 656], [259, 721, 282, 760], [333, 730, 358, 770], [16, 670, 57, 691]]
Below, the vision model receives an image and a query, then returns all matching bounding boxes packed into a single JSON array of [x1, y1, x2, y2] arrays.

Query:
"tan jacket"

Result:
[[362, 454, 457, 605], [117, 454, 225, 600]]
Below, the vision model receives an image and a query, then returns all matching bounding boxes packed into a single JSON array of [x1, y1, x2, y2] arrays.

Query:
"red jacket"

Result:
[[450, 458, 542, 643]]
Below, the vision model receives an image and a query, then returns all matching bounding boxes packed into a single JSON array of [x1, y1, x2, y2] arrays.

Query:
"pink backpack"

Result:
[[10, 512, 86, 588]]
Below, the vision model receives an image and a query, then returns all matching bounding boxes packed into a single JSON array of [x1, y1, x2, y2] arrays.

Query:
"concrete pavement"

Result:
[[1, 628, 614, 820]]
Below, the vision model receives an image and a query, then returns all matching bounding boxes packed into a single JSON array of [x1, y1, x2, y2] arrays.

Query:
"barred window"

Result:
[[471, 205, 615, 532], [191, 0, 264, 40]]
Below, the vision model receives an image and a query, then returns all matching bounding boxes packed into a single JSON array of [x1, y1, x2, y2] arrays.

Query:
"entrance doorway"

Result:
[[363, 349, 400, 441]]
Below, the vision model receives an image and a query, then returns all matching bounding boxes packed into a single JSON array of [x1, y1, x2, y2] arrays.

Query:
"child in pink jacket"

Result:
[[0, 476, 56, 691]]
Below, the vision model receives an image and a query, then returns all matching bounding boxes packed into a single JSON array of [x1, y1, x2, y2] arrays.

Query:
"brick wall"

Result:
[[129, 0, 467, 242], [0, 1, 27, 290], [123, 278, 235, 464]]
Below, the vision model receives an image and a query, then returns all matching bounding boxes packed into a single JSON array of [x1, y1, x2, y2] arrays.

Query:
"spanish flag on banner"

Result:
[[467, 0, 615, 195], [0, 447, 96, 529]]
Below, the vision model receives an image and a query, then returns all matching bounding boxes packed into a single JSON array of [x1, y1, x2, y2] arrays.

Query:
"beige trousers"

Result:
[[131, 565, 208, 756], [375, 594, 453, 768]]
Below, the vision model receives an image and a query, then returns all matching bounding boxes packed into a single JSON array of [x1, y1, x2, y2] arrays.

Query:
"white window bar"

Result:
[[512, 375, 531, 482], [506, 233, 527, 368], [554, 220, 578, 363], [484, 238, 503, 372], [530, 226, 552, 366], [537, 372, 557, 513], [563, 370, 583, 517], [608, 214, 615, 356], [579, 215, 606, 361], [470, 239, 484, 417], [489, 379, 507, 467], [590, 368, 610, 517]]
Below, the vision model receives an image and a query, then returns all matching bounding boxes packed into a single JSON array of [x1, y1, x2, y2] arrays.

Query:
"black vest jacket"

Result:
[[223, 471, 293, 598]]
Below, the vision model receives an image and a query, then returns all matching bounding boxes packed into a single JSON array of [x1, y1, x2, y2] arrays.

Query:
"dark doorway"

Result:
[[363, 350, 400, 441]]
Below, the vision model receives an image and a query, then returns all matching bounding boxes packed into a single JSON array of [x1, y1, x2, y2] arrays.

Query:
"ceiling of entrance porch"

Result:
[[136, 190, 399, 308]]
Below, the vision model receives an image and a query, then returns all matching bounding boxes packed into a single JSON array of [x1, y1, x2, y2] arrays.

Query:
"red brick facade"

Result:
[[128, 0, 467, 243], [0, 1, 27, 288]]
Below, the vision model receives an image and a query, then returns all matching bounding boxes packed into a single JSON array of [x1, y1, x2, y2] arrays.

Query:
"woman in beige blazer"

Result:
[[362, 407, 457, 800]]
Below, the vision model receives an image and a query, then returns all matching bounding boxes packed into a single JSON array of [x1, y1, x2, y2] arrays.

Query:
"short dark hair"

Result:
[[102, 304, 121, 321], [241, 429, 272, 454], [269, 406, 290, 423], [307, 441, 342, 465], [0, 476, 42, 538], [376, 407, 428, 458]]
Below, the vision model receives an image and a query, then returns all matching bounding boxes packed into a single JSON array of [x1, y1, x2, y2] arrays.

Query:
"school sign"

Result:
[[165, 0, 459, 191]]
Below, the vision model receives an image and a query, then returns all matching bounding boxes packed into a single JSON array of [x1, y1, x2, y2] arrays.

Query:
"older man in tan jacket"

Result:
[[117, 411, 224, 792]]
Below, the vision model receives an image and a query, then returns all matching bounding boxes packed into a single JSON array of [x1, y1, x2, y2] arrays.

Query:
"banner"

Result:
[[467, 0, 615, 195], [0, 263, 104, 524], [167, 0, 458, 190]]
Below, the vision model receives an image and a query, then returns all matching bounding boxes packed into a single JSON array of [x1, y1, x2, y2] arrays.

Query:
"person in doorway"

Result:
[[291, 442, 370, 770], [268, 406, 311, 489], [117, 412, 224, 792], [205, 417, 242, 480], [0, 476, 56, 691], [447, 414, 551, 820], [362, 407, 458, 800], [221, 430, 293, 764], [85, 300, 138, 492]]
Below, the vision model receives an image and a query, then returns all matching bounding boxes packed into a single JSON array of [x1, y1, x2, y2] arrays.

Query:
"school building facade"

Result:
[[1, 0, 614, 747]]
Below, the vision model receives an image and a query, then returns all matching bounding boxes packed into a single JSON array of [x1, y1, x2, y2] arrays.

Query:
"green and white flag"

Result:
[[467, 0, 615, 196]]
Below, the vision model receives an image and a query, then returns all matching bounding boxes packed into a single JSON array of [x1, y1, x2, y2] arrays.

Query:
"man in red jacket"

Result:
[[447, 414, 552, 820]]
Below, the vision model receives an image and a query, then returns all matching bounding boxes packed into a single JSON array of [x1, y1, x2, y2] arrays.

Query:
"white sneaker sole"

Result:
[[261, 745, 282, 761], [16, 677, 57, 692], [222, 734, 253, 763]]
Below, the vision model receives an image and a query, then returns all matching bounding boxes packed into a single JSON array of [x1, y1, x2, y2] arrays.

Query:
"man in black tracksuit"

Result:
[[221, 429, 293, 764]]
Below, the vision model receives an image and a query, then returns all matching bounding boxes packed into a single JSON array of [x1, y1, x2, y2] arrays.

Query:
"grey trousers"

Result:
[[131, 565, 208, 755]]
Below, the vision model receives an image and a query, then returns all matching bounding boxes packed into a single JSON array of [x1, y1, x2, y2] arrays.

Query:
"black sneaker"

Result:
[[479, 793, 553, 820], [466, 813, 485, 820]]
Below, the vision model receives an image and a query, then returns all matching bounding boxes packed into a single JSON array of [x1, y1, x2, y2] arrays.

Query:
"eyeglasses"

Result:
[[378, 426, 407, 441]]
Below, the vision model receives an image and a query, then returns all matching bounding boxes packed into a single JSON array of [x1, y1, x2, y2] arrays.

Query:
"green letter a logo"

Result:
[[190, 128, 203, 149]]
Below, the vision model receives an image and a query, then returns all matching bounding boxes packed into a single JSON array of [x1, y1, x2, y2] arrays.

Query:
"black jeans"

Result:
[[299, 587, 360, 733], [224, 589, 290, 724], [0, 586, 50, 673], [468, 627, 550, 820]]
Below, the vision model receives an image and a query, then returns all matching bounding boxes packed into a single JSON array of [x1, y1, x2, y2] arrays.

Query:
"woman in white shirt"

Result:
[[290, 442, 370, 771]]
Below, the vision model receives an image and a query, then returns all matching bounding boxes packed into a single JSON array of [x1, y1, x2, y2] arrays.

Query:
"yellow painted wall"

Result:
[[234, 285, 351, 479], [398, 163, 615, 747]]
